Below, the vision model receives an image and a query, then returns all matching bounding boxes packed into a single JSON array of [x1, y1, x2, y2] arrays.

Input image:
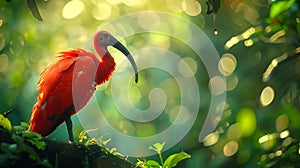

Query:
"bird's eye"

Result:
[[99, 36, 104, 40]]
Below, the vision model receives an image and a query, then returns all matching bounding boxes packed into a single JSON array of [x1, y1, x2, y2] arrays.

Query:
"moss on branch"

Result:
[[0, 128, 136, 168]]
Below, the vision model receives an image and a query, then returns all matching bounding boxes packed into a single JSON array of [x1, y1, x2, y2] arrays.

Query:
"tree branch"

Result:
[[0, 128, 136, 168]]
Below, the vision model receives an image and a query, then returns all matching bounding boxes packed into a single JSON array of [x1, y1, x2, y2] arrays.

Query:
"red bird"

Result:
[[28, 31, 138, 142]]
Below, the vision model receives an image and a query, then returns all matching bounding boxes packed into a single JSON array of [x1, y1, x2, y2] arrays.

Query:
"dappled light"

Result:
[[181, 0, 202, 16], [62, 0, 85, 19], [260, 86, 275, 107], [224, 27, 258, 50], [209, 76, 226, 95], [223, 140, 238, 157], [218, 53, 237, 76], [276, 114, 289, 131], [1, 0, 300, 167], [93, 3, 112, 20]]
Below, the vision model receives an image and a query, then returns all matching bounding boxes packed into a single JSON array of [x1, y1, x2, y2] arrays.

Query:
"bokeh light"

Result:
[[259, 133, 276, 150], [236, 108, 256, 137], [149, 33, 170, 49], [168, 105, 191, 125], [122, 0, 141, 6], [223, 141, 239, 157], [260, 86, 275, 107], [93, 3, 112, 20], [282, 137, 292, 147], [203, 132, 219, 146], [209, 76, 226, 95], [227, 123, 241, 139], [224, 27, 258, 50], [181, 0, 202, 16], [178, 57, 197, 77], [219, 53, 237, 76], [279, 130, 289, 139], [244, 39, 253, 47], [167, 0, 183, 12], [62, 0, 85, 19], [138, 12, 161, 30], [276, 114, 289, 131], [226, 74, 239, 91], [2, 0, 300, 167]]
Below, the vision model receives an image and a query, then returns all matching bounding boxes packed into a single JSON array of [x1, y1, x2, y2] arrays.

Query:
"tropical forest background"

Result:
[[0, 0, 299, 167]]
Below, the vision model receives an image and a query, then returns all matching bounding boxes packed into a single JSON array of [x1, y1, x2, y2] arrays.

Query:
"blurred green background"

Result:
[[0, 0, 300, 167]]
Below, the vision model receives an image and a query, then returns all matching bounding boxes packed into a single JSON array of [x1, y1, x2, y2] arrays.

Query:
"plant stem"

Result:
[[158, 152, 164, 166]]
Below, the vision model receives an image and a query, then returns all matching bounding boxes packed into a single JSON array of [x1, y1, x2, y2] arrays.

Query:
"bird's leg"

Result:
[[65, 116, 74, 143]]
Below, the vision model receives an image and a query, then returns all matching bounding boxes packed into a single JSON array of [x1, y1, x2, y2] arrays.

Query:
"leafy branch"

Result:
[[137, 142, 191, 168], [0, 113, 135, 167], [2, 0, 43, 21]]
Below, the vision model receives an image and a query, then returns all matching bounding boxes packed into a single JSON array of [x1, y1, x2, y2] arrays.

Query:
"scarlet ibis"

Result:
[[28, 31, 138, 142]]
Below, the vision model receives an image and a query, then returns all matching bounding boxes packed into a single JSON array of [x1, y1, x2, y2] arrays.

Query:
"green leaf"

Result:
[[26, 0, 43, 21], [22, 131, 43, 140], [27, 139, 46, 150], [78, 130, 88, 144], [0, 113, 12, 131], [0, 143, 17, 166], [21, 131, 46, 150], [11, 134, 41, 161], [270, 0, 296, 18], [163, 152, 191, 168], [136, 159, 146, 167], [109, 147, 117, 154], [149, 142, 165, 153], [78, 128, 99, 145], [145, 160, 161, 168], [102, 138, 111, 146], [20, 122, 29, 129]]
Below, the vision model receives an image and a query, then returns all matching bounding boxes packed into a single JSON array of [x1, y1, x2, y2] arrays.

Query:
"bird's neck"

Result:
[[96, 54, 115, 84]]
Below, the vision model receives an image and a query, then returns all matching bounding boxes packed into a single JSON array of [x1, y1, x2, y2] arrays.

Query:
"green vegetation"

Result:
[[0, 0, 300, 167], [136, 142, 191, 168], [0, 118, 51, 167]]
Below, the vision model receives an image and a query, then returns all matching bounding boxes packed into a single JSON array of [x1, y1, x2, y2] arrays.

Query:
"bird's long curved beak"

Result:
[[111, 36, 138, 83]]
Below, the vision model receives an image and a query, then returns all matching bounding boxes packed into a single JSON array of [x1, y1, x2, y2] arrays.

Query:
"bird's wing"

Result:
[[29, 49, 100, 136], [37, 58, 72, 102], [72, 54, 99, 112]]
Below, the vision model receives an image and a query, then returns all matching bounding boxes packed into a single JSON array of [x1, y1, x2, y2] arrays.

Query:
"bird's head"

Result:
[[94, 30, 138, 83]]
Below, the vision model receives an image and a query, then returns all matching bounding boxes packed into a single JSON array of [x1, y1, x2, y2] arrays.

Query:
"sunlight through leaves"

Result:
[[62, 0, 85, 19], [223, 141, 238, 157], [260, 86, 275, 107]]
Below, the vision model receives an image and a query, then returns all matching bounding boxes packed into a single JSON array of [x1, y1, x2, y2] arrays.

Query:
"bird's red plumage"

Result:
[[28, 49, 115, 136]]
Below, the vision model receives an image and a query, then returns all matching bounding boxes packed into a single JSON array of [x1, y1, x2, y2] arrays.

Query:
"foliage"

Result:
[[0, 112, 46, 164], [21, 131, 46, 150], [209, 0, 300, 167], [1, 118, 135, 167], [0, 0, 300, 167], [269, 0, 296, 19], [79, 131, 192, 167], [1, 0, 43, 21], [137, 142, 191, 168], [78, 128, 124, 157], [0, 120, 51, 168], [258, 137, 300, 168], [0, 113, 12, 131]]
